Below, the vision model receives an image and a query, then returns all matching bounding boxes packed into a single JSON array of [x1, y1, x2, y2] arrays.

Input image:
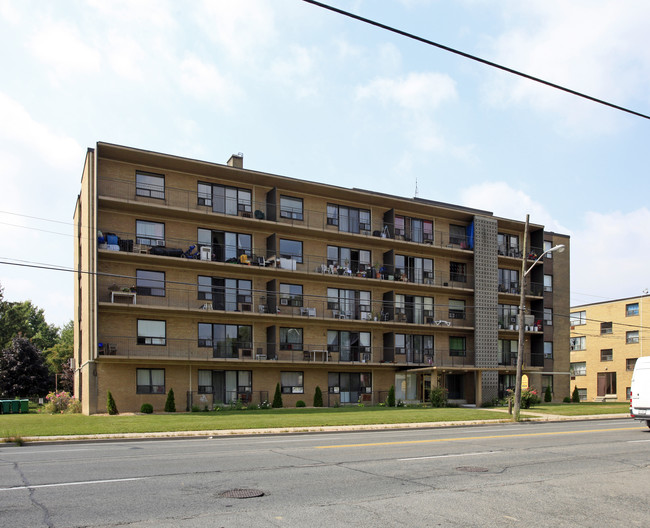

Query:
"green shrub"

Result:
[[246, 403, 259, 410], [313, 386, 323, 407], [296, 400, 306, 407], [107, 391, 118, 415], [190, 405, 200, 413], [164, 388, 176, 412], [544, 385, 552, 403], [572, 386, 580, 403], [272, 383, 283, 408], [41, 391, 81, 414], [563, 396, 571, 403], [140, 403, 154, 414], [430, 386, 448, 408], [387, 385, 396, 407]]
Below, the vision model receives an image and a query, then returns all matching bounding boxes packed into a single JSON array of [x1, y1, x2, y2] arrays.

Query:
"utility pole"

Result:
[[513, 214, 529, 422]]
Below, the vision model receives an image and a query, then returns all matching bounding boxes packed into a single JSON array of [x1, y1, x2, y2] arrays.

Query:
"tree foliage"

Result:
[[42, 320, 74, 375], [164, 388, 176, 412], [107, 391, 118, 415], [0, 297, 59, 352], [313, 385, 323, 407], [272, 383, 283, 408], [0, 336, 52, 397]]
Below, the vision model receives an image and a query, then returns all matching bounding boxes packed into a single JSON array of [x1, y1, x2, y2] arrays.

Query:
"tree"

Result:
[[572, 386, 581, 403], [0, 336, 52, 397], [0, 293, 59, 351], [313, 386, 323, 407], [164, 388, 176, 412], [544, 384, 552, 403], [272, 383, 283, 408], [387, 385, 396, 407], [107, 391, 118, 415], [42, 320, 73, 376]]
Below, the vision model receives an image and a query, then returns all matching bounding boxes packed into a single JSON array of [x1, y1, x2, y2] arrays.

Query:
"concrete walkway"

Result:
[[15, 412, 631, 444]]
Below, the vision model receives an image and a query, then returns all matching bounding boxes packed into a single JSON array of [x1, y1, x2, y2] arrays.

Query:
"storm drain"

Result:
[[219, 489, 265, 499], [456, 466, 489, 473]]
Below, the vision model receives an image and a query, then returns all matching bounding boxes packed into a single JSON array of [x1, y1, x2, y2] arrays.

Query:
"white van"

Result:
[[630, 356, 650, 428]]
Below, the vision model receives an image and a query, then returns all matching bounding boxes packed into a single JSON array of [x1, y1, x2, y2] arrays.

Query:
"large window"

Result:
[[198, 324, 252, 358], [571, 362, 586, 376], [279, 283, 303, 307], [394, 254, 433, 284], [449, 299, 466, 319], [280, 196, 303, 220], [198, 276, 252, 311], [626, 303, 639, 316], [597, 372, 616, 396], [626, 330, 639, 344], [395, 295, 434, 324], [136, 270, 165, 297], [570, 311, 586, 326], [327, 288, 371, 319], [327, 331, 371, 362], [498, 269, 519, 293], [198, 228, 252, 262], [137, 320, 166, 345], [449, 336, 466, 356], [198, 183, 251, 215], [499, 339, 518, 365], [328, 204, 371, 233], [328, 372, 371, 403], [393, 334, 433, 363], [449, 262, 467, 283], [136, 220, 165, 246], [327, 246, 371, 273], [136, 368, 165, 394], [279, 239, 303, 263], [280, 327, 303, 350], [570, 336, 586, 351], [498, 304, 519, 328], [449, 224, 466, 245], [281, 372, 304, 394], [136, 171, 165, 199], [498, 233, 520, 257], [395, 215, 433, 243], [198, 370, 213, 393]]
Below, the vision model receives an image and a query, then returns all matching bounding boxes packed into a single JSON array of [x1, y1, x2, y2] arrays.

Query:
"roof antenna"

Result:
[[414, 177, 419, 198]]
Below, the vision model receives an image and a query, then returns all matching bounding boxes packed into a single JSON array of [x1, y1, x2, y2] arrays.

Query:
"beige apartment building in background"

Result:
[[73, 142, 571, 414], [570, 294, 648, 402]]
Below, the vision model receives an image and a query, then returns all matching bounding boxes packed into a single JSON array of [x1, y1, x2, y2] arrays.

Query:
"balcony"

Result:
[[98, 176, 474, 251], [497, 281, 544, 297]]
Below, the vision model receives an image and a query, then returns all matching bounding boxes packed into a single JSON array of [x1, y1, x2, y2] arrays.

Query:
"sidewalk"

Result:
[[16, 412, 630, 444]]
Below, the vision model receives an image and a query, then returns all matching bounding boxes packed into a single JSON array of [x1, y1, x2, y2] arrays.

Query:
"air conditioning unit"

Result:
[[280, 298, 289, 306]]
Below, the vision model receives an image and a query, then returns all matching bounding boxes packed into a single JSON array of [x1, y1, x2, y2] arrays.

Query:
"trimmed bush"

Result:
[[430, 386, 448, 408], [563, 397, 571, 403], [296, 400, 306, 407], [313, 386, 323, 407], [387, 385, 396, 407], [140, 403, 154, 414], [272, 383, 283, 408], [107, 391, 118, 415], [164, 388, 176, 413], [572, 386, 580, 403], [544, 385, 552, 403]]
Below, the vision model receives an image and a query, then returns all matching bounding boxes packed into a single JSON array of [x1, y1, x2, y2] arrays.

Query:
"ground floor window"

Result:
[[281, 371, 304, 394], [136, 368, 165, 394], [542, 375, 553, 396], [328, 372, 371, 403], [395, 372, 417, 401], [577, 388, 587, 401]]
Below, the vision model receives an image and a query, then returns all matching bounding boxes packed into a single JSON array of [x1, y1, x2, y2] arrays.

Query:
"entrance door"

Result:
[[446, 374, 464, 400], [212, 371, 225, 404]]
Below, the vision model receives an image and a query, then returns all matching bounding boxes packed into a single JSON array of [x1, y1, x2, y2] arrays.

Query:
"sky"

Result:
[[0, 0, 649, 328]]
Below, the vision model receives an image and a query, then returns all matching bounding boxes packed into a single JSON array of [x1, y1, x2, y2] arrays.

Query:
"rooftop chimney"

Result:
[[227, 152, 244, 169]]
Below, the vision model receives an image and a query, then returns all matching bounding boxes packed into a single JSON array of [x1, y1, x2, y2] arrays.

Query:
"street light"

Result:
[[513, 213, 566, 421]]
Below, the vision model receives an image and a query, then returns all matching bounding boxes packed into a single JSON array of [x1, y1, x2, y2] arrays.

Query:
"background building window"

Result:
[[136, 368, 165, 394], [136, 270, 165, 297], [626, 358, 637, 371], [280, 196, 304, 220], [543, 275, 553, 292], [137, 320, 166, 345], [600, 349, 613, 361], [570, 336, 586, 351], [597, 372, 616, 396], [600, 321, 612, 334], [136, 171, 165, 199], [136, 220, 165, 246], [544, 342, 553, 359], [281, 371, 304, 394], [626, 330, 639, 344], [577, 388, 587, 401], [544, 307, 553, 326], [571, 362, 586, 376], [543, 240, 553, 258], [570, 311, 586, 326], [279, 239, 303, 263], [626, 303, 639, 316]]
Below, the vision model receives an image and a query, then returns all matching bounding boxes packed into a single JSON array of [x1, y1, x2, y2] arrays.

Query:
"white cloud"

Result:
[[179, 55, 240, 106], [86, 0, 176, 29], [270, 45, 319, 98], [356, 72, 457, 111], [0, 0, 20, 24]]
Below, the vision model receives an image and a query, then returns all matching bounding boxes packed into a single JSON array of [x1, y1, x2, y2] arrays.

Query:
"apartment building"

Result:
[[73, 142, 570, 414], [570, 294, 648, 402]]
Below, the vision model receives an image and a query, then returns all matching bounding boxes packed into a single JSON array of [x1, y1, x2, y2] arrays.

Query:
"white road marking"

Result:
[[0, 477, 146, 492], [399, 451, 497, 461]]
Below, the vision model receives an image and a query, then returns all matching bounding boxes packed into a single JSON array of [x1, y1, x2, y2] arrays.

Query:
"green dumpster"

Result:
[[0, 400, 11, 414], [10, 400, 21, 413], [20, 400, 29, 413]]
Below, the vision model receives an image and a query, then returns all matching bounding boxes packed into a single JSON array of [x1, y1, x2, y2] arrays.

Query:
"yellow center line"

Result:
[[315, 426, 640, 449]]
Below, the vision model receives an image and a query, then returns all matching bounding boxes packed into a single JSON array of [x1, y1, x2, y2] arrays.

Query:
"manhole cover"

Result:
[[456, 466, 489, 473], [219, 489, 265, 499]]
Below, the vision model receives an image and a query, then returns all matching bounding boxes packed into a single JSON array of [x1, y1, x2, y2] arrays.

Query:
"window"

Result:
[[279, 239, 303, 263], [198, 277, 252, 311], [449, 336, 466, 356], [137, 320, 166, 345], [198, 324, 252, 358], [395, 254, 433, 284], [543, 275, 553, 292], [544, 342, 553, 359], [328, 204, 371, 233], [498, 233, 520, 257], [328, 372, 371, 403], [136, 171, 165, 199], [395, 215, 433, 243], [542, 375, 553, 396], [136, 220, 165, 246], [600, 321, 612, 334], [198, 228, 252, 262], [198, 183, 251, 214], [571, 362, 586, 376], [498, 268, 519, 293], [498, 339, 518, 365], [280, 327, 303, 350], [198, 370, 213, 393], [544, 308, 553, 326], [626, 330, 639, 344], [498, 304, 519, 328], [392, 334, 433, 363], [449, 224, 466, 245], [449, 299, 466, 319], [626, 303, 639, 316], [280, 196, 303, 220], [280, 283, 303, 307], [136, 270, 165, 297], [450, 262, 467, 283], [626, 386, 632, 399], [327, 288, 371, 319], [327, 331, 371, 361], [136, 368, 165, 394], [327, 246, 372, 273], [577, 388, 587, 401], [543, 240, 553, 258], [597, 372, 616, 396], [281, 372, 304, 394], [600, 349, 613, 361], [570, 310, 586, 326], [570, 336, 586, 351], [626, 358, 637, 371]]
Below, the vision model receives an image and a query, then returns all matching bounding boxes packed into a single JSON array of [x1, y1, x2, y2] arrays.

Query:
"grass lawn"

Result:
[[528, 402, 630, 416], [2, 406, 506, 438]]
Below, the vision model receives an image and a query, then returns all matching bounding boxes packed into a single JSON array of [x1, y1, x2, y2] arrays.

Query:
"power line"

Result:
[[301, 0, 650, 121]]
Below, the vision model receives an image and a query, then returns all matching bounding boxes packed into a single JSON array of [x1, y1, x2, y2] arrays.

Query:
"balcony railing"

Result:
[[97, 337, 477, 367], [497, 281, 544, 297], [186, 391, 269, 410], [98, 176, 474, 250]]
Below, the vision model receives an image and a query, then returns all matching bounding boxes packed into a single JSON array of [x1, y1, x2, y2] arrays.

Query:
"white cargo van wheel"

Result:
[[646, 420, 650, 429]]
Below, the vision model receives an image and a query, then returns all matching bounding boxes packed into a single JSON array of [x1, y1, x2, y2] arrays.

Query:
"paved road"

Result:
[[1, 418, 648, 527]]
